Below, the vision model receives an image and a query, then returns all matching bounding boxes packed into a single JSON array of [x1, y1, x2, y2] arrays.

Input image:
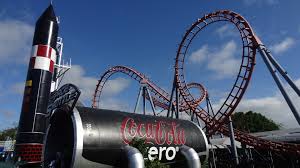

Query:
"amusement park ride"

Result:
[[92, 10, 300, 155], [13, 3, 300, 168]]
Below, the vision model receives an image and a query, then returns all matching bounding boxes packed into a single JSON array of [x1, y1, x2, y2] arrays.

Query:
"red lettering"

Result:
[[128, 119, 137, 137], [145, 123, 154, 143], [120, 117, 131, 144], [137, 123, 145, 138], [166, 122, 177, 145], [155, 121, 166, 145], [180, 129, 186, 144], [120, 118, 186, 146]]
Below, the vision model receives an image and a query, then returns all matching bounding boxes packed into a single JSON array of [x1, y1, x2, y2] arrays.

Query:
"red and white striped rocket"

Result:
[[30, 45, 57, 73], [15, 4, 59, 166]]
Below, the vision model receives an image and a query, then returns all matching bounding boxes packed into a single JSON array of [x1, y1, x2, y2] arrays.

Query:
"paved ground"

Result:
[[0, 162, 14, 168]]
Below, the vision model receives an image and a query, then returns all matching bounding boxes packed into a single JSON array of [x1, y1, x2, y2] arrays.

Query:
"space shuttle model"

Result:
[[15, 4, 59, 165]]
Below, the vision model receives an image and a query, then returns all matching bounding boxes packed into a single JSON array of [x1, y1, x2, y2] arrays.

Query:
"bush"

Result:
[[0, 127, 17, 141], [232, 111, 280, 133], [130, 138, 170, 168]]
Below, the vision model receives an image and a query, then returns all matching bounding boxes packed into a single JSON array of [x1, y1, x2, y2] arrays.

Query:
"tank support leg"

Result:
[[180, 145, 201, 168], [124, 146, 145, 168]]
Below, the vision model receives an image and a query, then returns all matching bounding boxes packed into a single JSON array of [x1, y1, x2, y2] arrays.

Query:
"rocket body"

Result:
[[15, 5, 58, 164]]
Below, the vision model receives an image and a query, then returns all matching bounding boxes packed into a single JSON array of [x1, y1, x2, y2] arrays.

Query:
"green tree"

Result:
[[130, 138, 169, 168], [0, 127, 17, 141], [232, 111, 280, 133]]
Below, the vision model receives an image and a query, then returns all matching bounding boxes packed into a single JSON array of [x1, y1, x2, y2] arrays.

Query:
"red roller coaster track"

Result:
[[92, 10, 300, 155]]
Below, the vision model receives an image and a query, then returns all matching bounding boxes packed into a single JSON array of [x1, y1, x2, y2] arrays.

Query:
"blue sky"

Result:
[[0, 0, 300, 130]]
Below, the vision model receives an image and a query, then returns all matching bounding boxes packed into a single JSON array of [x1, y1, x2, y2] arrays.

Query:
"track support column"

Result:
[[228, 116, 239, 166], [167, 77, 176, 117], [257, 45, 300, 126], [134, 86, 143, 113]]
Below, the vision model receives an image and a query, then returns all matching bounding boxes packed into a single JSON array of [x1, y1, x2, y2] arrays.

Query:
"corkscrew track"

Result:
[[92, 10, 300, 155]]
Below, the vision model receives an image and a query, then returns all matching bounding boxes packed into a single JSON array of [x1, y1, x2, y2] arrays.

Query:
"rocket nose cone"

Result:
[[38, 4, 57, 23]]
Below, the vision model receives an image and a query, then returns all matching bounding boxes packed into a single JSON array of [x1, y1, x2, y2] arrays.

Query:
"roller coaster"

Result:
[[92, 10, 300, 156]]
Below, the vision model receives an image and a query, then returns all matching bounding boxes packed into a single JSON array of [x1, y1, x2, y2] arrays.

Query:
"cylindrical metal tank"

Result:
[[43, 106, 208, 168]]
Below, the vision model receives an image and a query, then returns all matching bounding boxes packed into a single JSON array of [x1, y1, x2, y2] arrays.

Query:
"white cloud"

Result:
[[207, 41, 240, 78], [189, 40, 240, 79], [99, 97, 130, 111], [0, 20, 34, 64], [61, 65, 131, 108], [236, 93, 299, 128], [189, 45, 208, 64], [98, 77, 131, 111], [211, 78, 300, 128], [243, 0, 278, 6], [8, 65, 131, 111], [102, 77, 131, 97], [270, 37, 295, 54], [10, 65, 99, 100], [215, 25, 237, 38], [237, 97, 289, 126], [61, 65, 99, 101]]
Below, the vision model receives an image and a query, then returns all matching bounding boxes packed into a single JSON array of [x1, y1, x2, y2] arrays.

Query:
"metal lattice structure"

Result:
[[92, 10, 300, 155], [174, 10, 256, 136], [92, 66, 206, 112]]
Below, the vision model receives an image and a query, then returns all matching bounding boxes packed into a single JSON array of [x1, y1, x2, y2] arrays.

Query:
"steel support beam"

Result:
[[258, 45, 300, 126], [167, 78, 176, 117], [134, 86, 144, 113], [145, 87, 157, 116], [265, 50, 300, 97], [143, 87, 146, 115], [175, 87, 180, 119], [228, 116, 239, 166]]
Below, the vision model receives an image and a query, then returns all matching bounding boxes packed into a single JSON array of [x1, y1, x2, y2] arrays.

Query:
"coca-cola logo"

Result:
[[120, 117, 186, 145]]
